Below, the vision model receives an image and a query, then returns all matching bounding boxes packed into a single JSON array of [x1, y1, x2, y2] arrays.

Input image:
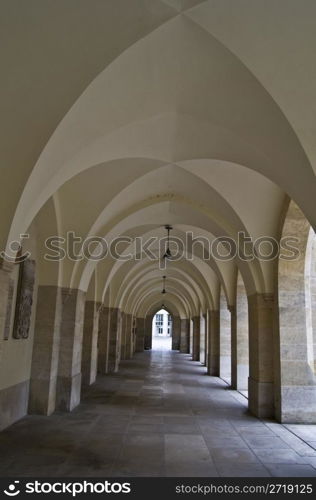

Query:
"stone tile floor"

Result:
[[1, 345, 316, 477]]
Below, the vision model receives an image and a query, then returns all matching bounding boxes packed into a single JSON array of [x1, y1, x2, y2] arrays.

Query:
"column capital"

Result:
[[61, 287, 72, 304], [95, 301, 103, 312], [262, 292, 274, 301], [262, 293, 274, 308], [210, 309, 220, 320]]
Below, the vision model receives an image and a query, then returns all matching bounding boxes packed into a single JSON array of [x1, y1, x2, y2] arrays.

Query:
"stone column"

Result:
[[56, 288, 85, 411], [108, 308, 122, 373], [219, 304, 232, 381], [144, 315, 152, 350], [180, 318, 190, 353], [192, 316, 200, 361], [172, 315, 181, 350], [29, 285, 62, 415], [207, 310, 220, 376], [81, 301, 100, 386], [135, 317, 145, 352], [125, 313, 133, 359], [120, 312, 127, 359], [98, 306, 110, 374], [248, 293, 274, 418], [230, 305, 238, 388]]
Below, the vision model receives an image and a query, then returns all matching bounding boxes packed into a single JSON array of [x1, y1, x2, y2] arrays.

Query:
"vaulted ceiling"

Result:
[[1, 0, 316, 318]]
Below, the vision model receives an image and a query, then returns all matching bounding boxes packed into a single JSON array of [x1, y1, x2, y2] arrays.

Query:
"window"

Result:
[[156, 313, 163, 334], [167, 314, 172, 335]]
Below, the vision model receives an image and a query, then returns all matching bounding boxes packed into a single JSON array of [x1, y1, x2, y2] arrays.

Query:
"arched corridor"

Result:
[[1, 347, 316, 478], [1, 0, 316, 479]]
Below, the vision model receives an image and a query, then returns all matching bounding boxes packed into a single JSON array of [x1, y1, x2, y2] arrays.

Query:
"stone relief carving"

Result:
[[13, 259, 36, 339]]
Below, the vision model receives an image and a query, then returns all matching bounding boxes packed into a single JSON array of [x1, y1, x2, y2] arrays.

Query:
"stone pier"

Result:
[[207, 310, 220, 376], [56, 288, 85, 411], [29, 285, 62, 415]]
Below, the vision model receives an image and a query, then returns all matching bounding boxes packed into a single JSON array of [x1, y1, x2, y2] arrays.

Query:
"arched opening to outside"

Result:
[[151, 309, 172, 351], [219, 287, 232, 384], [305, 228, 316, 376], [235, 272, 249, 397], [189, 318, 194, 356], [199, 312, 206, 365]]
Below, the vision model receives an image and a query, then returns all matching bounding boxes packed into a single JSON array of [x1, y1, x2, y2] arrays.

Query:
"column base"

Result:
[[248, 377, 274, 418], [29, 377, 57, 416], [180, 346, 189, 354], [207, 355, 219, 376], [107, 358, 119, 373], [278, 386, 316, 423], [57, 373, 81, 412]]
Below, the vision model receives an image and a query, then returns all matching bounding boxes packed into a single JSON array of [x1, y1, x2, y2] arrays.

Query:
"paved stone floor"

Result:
[[152, 334, 172, 351], [1, 345, 316, 477]]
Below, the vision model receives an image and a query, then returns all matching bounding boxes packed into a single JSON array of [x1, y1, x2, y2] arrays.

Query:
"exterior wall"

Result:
[[152, 310, 171, 337], [0, 259, 38, 430]]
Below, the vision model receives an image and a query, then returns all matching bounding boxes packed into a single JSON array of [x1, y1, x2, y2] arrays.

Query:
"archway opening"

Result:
[[306, 228, 316, 376], [235, 272, 249, 397], [278, 201, 316, 422], [151, 309, 172, 351]]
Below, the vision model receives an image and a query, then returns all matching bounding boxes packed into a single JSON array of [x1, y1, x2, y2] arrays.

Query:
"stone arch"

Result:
[[146, 305, 176, 351], [277, 200, 316, 422]]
